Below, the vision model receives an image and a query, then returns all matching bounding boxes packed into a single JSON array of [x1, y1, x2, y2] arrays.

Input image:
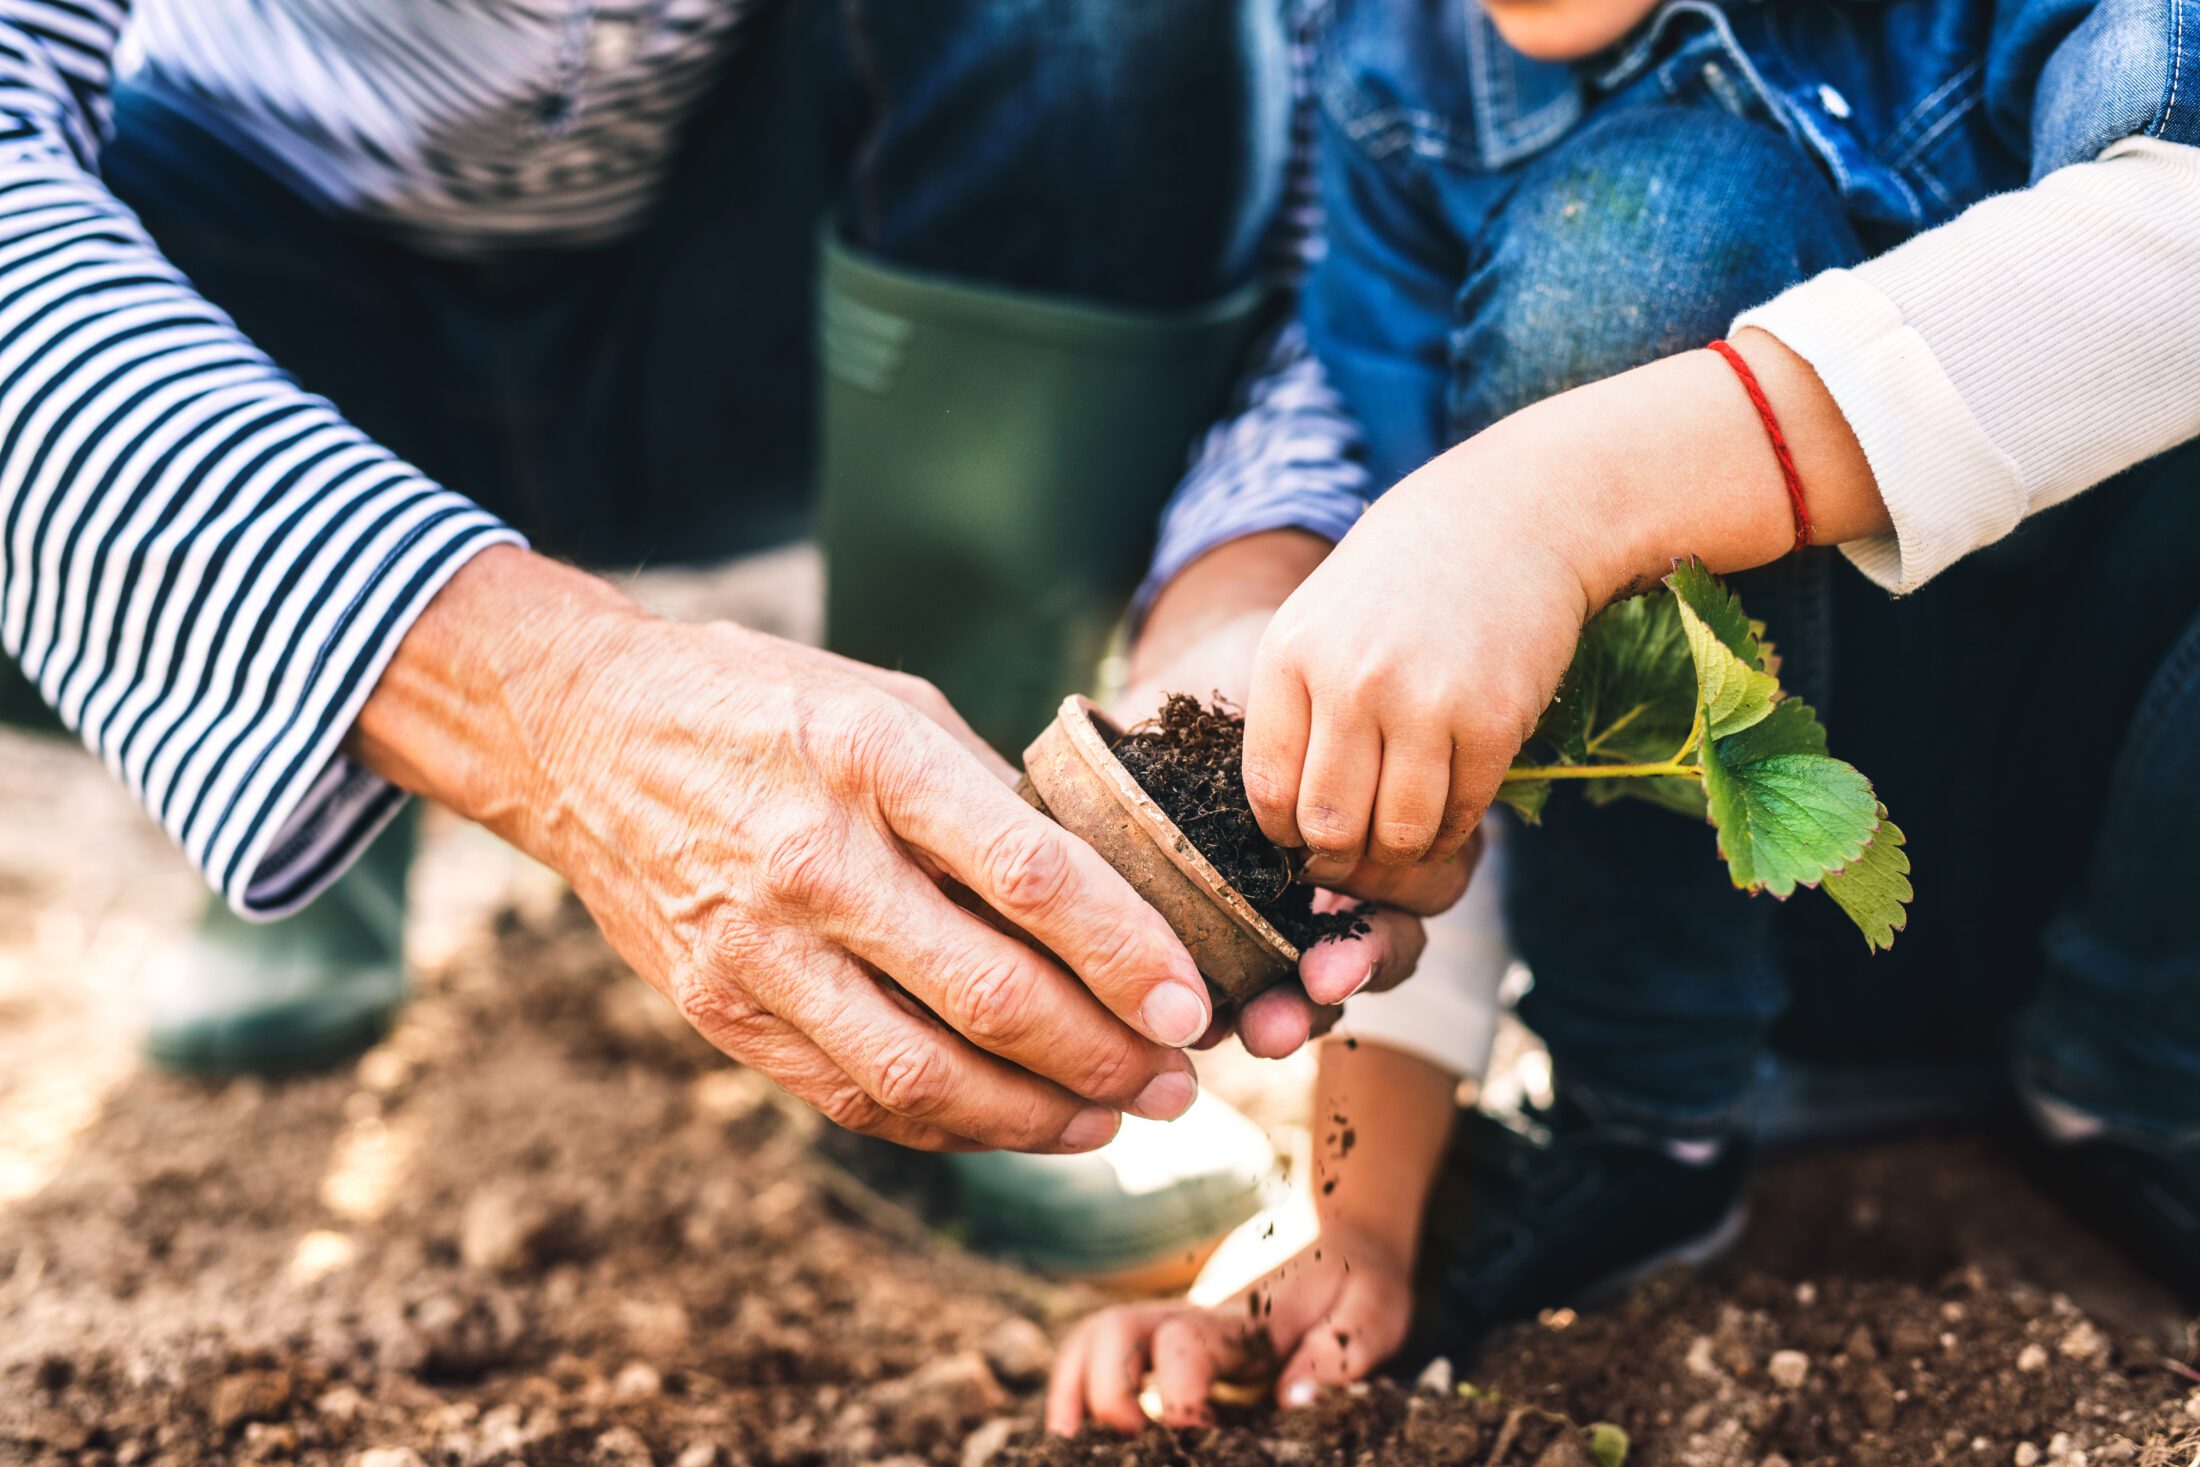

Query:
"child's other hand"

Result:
[[1044, 1225, 1414, 1435], [1242, 430, 1606, 871]]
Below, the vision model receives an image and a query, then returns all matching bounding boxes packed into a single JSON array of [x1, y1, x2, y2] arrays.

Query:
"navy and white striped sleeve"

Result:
[[0, 0, 523, 919], [1133, 320, 1373, 620]]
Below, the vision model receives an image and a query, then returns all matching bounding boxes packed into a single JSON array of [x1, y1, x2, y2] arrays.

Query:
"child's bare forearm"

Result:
[[1312, 1037, 1461, 1265]]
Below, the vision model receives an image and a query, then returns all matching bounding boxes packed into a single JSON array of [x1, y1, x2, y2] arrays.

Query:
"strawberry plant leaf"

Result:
[[1670, 566, 1779, 742], [1699, 700, 1879, 899], [1666, 558, 1765, 666], [1530, 589, 1696, 768], [1495, 778, 1551, 823], [1822, 804, 1912, 951], [1501, 562, 1911, 947]]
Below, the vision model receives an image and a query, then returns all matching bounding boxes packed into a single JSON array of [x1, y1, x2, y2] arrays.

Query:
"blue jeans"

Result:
[[1331, 85, 2200, 1145], [105, 0, 1287, 568]]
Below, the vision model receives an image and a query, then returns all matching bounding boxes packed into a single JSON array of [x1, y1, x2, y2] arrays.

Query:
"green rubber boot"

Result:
[[820, 238, 1275, 1281], [820, 235, 1267, 750], [145, 803, 416, 1077]]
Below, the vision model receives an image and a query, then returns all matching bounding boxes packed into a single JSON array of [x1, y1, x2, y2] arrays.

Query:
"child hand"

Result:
[[1242, 442, 1599, 871], [1124, 532, 1477, 1057], [1043, 1226, 1414, 1435]]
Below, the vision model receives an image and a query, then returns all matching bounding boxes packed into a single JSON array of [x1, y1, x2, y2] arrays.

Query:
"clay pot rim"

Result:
[[1051, 695, 1301, 966]]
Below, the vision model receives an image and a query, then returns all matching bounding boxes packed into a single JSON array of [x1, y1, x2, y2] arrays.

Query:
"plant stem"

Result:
[[1501, 760, 1703, 783]]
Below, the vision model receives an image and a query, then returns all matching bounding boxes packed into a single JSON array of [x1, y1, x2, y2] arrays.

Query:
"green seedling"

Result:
[[1497, 560, 1911, 950]]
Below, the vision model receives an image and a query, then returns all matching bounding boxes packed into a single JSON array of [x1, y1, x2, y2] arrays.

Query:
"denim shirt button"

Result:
[[1817, 83, 1853, 119]]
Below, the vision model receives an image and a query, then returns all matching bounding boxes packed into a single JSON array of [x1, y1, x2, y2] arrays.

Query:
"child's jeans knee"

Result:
[[1447, 103, 1864, 439]]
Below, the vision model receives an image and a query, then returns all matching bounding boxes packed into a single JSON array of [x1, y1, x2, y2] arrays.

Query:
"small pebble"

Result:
[[979, 1317, 1053, 1388], [961, 1417, 1018, 1467], [1414, 1357, 1455, 1395], [1768, 1350, 1811, 1391], [2017, 1343, 2049, 1373], [2014, 1444, 2041, 1467], [611, 1362, 662, 1401], [2058, 1322, 2106, 1361]]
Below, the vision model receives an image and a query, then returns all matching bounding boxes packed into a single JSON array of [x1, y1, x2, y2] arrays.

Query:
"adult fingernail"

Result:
[[1282, 1378, 1319, 1409], [1141, 982, 1211, 1048], [1058, 1106, 1120, 1152], [1129, 1068, 1199, 1121], [1343, 959, 1378, 1000]]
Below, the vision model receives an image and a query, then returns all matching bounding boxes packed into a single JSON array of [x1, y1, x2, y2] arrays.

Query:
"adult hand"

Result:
[[1127, 533, 1472, 1059], [1241, 330, 1887, 871], [353, 547, 1215, 1152]]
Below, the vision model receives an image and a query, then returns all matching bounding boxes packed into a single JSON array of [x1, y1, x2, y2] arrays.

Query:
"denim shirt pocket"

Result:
[[1743, 0, 2027, 240]]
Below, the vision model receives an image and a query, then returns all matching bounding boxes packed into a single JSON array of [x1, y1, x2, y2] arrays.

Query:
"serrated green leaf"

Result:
[[1822, 804, 1912, 951], [1700, 700, 1878, 899], [1503, 563, 1910, 950], [1494, 779, 1550, 823], [1672, 577, 1779, 741], [1587, 1422, 1632, 1467], [1531, 589, 1696, 766], [1666, 559, 1765, 667]]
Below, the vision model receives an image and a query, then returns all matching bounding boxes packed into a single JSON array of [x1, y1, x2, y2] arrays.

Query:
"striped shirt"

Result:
[[0, 0, 1363, 918]]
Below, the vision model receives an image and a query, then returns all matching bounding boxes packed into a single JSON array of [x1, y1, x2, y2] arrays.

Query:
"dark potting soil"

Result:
[[1111, 694, 1368, 953]]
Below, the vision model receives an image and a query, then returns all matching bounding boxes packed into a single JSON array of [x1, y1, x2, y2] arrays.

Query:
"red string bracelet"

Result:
[[1705, 338, 1812, 552]]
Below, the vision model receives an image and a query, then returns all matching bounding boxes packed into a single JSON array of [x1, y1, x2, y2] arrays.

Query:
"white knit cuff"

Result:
[[1733, 269, 2026, 594]]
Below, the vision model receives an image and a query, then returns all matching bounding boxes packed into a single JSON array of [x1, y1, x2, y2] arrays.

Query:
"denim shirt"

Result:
[[1316, 0, 2200, 247], [1142, 0, 2198, 610]]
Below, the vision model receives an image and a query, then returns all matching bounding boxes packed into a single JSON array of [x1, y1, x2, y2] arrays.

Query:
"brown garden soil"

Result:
[[5, 727, 2200, 1467], [1112, 695, 1365, 954]]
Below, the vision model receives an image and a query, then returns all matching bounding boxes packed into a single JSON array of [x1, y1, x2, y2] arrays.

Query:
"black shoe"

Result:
[[2014, 1107, 2200, 1309], [1404, 1098, 1751, 1365]]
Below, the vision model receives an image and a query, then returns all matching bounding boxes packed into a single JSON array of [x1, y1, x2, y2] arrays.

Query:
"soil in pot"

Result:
[[1110, 694, 1368, 953]]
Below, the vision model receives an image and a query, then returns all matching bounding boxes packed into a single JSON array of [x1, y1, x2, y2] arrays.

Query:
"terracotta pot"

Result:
[[1019, 695, 1296, 1005]]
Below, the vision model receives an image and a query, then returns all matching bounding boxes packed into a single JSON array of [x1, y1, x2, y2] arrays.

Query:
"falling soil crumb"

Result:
[[1111, 694, 1369, 952], [4, 752, 2199, 1465]]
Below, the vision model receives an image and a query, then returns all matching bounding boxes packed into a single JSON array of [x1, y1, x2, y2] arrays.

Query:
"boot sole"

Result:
[[144, 1002, 399, 1079]]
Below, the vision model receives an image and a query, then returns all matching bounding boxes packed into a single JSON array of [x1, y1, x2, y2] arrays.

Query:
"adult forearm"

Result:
[[347, 545, 639, 860], [1133, 529, 1331, 685]]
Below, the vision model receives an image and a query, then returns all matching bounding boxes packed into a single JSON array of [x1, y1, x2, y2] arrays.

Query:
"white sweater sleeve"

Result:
[[1733, 137, 2200, 593]]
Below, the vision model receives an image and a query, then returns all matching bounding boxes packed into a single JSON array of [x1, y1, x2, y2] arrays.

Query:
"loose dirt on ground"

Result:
[[4, 721, 2199, 1467]]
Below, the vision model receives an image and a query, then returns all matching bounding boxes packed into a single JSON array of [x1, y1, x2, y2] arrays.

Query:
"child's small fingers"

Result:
[[1149, 1316, 1223, 1427], [1281, 1277, 1413, 1405], [1367, 729, 1453, 866], [1046, 1324, 1095, 1437], [1243, 643, 1313, 848], [1429, 732, 1508, 861], [1293, 702, 1381, 865], [1084, 1308, 1163, 1433]]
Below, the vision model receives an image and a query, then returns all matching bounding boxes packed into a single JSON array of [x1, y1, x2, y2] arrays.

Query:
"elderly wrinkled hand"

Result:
[[353, 547, 1215, 1152]]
